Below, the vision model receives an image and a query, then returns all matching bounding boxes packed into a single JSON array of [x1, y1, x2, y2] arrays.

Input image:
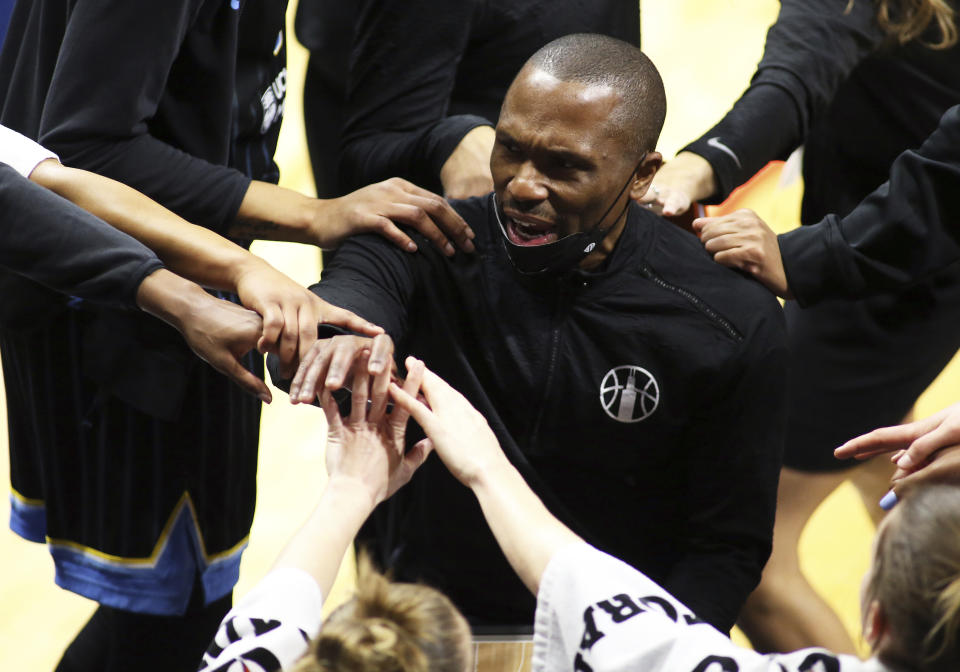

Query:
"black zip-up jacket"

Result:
[[780, 104, 960, 306], [684, 0, 960, 222], [303, 198, 788, 632], [338, 0, 640, 193]]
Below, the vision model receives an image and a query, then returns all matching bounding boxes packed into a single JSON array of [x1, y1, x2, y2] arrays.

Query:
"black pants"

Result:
[[55, 579, 231, 672]]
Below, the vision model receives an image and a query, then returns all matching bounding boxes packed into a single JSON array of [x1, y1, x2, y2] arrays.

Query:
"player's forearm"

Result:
[[228, 180, 322, 244], [135, 268, 221, 332], [470, 460, 581, 595], [30, 160, 255, 291], [271, 475, 378, 599]]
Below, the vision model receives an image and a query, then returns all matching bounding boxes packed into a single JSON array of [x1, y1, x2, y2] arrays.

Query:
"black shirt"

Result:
[[301, 199, 788, 632], [338, 0, 640, 193]]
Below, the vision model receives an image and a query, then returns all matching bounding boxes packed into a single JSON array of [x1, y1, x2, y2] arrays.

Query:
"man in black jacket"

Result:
[[287, 34, 788, 633]]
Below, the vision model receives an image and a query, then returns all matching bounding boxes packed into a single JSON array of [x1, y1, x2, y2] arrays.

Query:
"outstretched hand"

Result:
[[835, 402, 960, 491], [232, 257, 382, 379], [693, 208, 792, 298], [389, 358, 508, 488], [314, 177, 476, 256], [320, 356, 430, 506]]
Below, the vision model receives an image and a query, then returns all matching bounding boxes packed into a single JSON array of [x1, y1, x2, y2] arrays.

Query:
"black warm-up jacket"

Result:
[[295, 198, 788, 632], [780, 104, 960, 306]]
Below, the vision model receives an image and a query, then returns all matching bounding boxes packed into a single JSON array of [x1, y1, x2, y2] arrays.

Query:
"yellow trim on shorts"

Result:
[[9, 486, 44, 507], [46, 492, 250, 567]]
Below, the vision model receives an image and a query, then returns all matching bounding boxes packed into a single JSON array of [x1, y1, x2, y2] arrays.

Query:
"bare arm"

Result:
[[389, 362, 580, 594]]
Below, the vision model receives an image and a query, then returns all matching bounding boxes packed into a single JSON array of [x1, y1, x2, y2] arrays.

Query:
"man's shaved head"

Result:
[[523, 33, 666, 157]]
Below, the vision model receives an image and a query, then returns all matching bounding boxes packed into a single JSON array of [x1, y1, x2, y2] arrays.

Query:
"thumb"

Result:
[[215, 354, 272, 404]]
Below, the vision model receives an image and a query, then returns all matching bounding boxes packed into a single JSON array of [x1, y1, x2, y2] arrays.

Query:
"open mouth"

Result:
[[504, 214, 558, 246]]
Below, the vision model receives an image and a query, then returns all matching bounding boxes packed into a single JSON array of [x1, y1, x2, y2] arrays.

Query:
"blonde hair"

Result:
[[294, 554, 470, 672], [866, 484, 960, 671], [848, 0, 958, 48]]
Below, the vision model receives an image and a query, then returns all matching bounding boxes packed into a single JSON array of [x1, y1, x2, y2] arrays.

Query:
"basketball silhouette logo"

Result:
[[600, 366, 659, 423]]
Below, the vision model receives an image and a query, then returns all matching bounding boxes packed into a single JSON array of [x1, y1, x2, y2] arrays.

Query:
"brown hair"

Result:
[[294, 554, 471, 672], [866, 484, 960, 671], [848, 0, 958, 48]]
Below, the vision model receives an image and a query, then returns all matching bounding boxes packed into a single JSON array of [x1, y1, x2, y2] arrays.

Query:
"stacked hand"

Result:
[[232, 257, 382, 378], [321, 354, 430, 507], [693, 208, 792, 299], [317, 177, 476, 256], [835, 402, 960, 495]]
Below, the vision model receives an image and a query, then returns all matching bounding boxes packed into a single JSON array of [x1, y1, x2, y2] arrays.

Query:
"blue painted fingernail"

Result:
[[879, 490, 898, 511]]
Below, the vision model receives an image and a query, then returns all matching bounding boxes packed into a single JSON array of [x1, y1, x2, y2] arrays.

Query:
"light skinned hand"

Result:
[[439, 125, 496, 200], [893, 443, 960, 496], [320, 356, 430, 506], [638, 151, 717, 217], [835, 402, 960, 477], [288, 333, 396, 408], [692, 208, 793, 298], [389, 359, 508, 488], [318, 177, 476, 256]]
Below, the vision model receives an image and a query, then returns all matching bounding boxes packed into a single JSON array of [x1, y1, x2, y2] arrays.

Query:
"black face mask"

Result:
[[494, 155, 645, 275]]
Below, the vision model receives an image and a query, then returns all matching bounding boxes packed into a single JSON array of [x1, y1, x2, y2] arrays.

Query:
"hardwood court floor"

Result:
[[3, 2, 959, 668]]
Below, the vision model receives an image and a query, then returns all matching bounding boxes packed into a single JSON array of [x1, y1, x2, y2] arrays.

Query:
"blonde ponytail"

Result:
[[295, 553, 471, 672]]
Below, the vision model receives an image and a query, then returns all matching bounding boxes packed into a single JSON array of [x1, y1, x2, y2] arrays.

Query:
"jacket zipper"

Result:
[[638, 263, 744, 342], [527, 287, 564, 449]]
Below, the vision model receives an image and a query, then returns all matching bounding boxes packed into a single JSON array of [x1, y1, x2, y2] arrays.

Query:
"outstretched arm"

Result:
[[389, 361, 580, 594]]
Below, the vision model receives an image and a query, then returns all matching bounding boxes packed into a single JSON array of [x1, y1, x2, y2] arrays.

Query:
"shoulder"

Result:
[[639, 208, 785, 335]]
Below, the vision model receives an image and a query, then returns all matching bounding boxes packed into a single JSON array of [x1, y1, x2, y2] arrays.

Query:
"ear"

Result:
[[629, 151, 663, 201], [864, 599, 890, 649]]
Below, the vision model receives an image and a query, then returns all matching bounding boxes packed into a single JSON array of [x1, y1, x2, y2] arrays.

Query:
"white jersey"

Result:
[[532, 543, 890, 672], [0, 125, 58, 177], [197, 567, 323, 672]]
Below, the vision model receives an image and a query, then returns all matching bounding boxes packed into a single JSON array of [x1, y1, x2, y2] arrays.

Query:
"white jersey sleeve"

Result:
[[0, 125, 59, 177], [198, 567, 325, 672], [532, 542, 888, 672]]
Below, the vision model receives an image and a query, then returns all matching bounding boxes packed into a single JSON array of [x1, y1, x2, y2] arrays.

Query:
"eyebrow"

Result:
[[496, 130, 595, 169]]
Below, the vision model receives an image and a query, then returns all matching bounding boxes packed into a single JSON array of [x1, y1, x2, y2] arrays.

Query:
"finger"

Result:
[[383, 203, 455, 256], [389, 381, 437, 435], [398, 181, 476, 247], [834, 424, 919, 459], [900, 425, 953, 470], [319, 301, 383, 337], [277, 306, 300, 379], [216, 353, 272, 404], [325, 339, 368, 390], [257, 304, 284, 355], [367, 340, 394, 424], [404, 438, 434, 473], [289, 340, 323, 402], [890, 449, 906, 464], [297, 304, 320, 368], [299, 344, 339, 403], [350, 356, 371, 424], [390, 357, 424, 428], [319, 388, 344, 433], [661, 192, 690, 217]]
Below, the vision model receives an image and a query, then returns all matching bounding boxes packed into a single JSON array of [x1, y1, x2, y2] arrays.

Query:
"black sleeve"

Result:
[[665, 318, 788, 633], [780, 104, 960, 306], [0, 164, 163, 307], [682, 0, 884, 201], [36, 0, 251, 233], [338, 0, 492, 193]]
